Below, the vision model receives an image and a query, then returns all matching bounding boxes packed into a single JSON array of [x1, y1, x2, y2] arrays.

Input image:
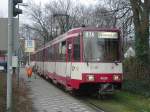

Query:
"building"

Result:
[[0, 18, 19, 70], [0, 18, 19, 52]]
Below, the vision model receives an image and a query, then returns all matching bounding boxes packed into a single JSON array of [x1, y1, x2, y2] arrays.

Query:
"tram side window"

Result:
[[31, 55, 33, 61], [52, 46, 55, 60], [55, 44, 59, 61], [39, 52, 41, 61], [35, 54, 37, 61], [32, 55, 34, 61], [38, 52, 40, 61], [59, 41, 66, 61], [48, 46, 54, 61], [40, 51, 41, 61], [32, 54, 34, 61], [67, 43, 72, 62], [35, 54, 36, 61], [37, 52, 39, 61], [42, 50, 44, 61], [47, 47, 51, 61], [45, 48, 48, 61], [37, 52, 38, 61], [73, 37, 80, 61], [40, 51, 42, 61]]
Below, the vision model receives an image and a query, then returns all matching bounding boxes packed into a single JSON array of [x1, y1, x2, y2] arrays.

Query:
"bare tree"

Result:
[[105, 0, 150, 64], [106, 0, 150, 64], [130, 0, 150, 64], [23, 0, 136, 50], [93, 5, 117, 28], [46, 0, 80, 34], [25, 1, 52, 41]]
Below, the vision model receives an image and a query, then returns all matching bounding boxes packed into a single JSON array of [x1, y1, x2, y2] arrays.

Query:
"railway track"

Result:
[[85, 100, 105, 112]]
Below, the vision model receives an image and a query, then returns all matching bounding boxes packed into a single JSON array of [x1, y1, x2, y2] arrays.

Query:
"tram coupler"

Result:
[[98, 83, 114, 95]]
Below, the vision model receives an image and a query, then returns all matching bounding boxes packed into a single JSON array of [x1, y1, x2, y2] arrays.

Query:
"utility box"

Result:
[[12, 56, 18, 67]]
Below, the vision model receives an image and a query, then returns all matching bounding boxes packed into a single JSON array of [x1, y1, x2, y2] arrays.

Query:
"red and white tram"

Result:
[[31, 27, 123, 94]]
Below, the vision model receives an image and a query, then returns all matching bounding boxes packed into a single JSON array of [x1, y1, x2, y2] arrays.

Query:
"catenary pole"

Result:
[[7, 0, 13, 111]]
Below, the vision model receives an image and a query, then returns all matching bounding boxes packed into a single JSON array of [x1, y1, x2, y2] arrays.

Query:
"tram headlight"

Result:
[[87, 75, 94, 81], [113, 75, 121, 81]]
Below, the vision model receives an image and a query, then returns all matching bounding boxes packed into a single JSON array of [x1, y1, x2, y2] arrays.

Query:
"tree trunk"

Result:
[[130, 0, 149, 65]]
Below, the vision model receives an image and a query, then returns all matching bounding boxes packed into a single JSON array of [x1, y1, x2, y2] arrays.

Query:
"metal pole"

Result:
[[28, 29, 30, 65], [7, 0, 13, 111], [17, 4, 20, 88], [29, 52, 30, 64]]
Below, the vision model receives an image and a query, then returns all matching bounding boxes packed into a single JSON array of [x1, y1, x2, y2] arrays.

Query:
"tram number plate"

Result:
[[100, 77, 108, 80]]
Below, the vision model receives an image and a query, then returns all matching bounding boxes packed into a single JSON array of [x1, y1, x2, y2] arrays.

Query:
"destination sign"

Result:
[[83, 31, 118, 39]]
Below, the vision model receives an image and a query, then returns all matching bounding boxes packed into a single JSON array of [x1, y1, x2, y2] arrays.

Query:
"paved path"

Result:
[[20, 68, 97, 112]]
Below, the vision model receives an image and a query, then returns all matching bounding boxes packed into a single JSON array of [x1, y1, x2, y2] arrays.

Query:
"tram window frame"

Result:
[[59, 41, 66, 61], [45, 48, 48, 61], [37, 52, 38, 61], [35, 54, 36, 61], [73, 37, 80, 62], [48, 46, 54, 61], [67, 38, 73, 62], [46, 48, 48, 61], [40, 51, 42, 61], [55, 44, 59, 61], [44, 49, 46, 61], [39, 52, 40, 61], [48, 47, 51, 61], [39, 51, 40, 61], [37, 53, 38, 61], [38, 51, 40, 61], [39, 51, 42, 61], [39, 51, 41, 61], [52, 46, 55, 61], [42, 50, 44, 61], [32, 55, 34, 61]]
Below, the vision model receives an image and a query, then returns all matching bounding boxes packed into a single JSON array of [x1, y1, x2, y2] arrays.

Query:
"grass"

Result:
[[0, 72, 6, 112], [12, 76, 33, 112], [123, 80, 150, 97], [87, 91, 150, 112], [0, 72, 33, 112], [0, 72, 5, 95]]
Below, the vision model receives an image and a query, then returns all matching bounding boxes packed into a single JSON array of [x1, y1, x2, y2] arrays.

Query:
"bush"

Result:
[[123, 57, 150, 97], [123, 57, 150, 80], [123, 80, 150, 97]]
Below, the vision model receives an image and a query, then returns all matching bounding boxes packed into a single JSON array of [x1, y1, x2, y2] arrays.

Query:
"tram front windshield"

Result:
[[83, 31, 120, 62]]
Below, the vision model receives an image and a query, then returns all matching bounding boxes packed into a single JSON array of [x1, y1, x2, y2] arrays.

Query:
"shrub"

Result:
[[123, 80, 150, 97], [123, 57, 150, 80], [123, 57, 150, 97]]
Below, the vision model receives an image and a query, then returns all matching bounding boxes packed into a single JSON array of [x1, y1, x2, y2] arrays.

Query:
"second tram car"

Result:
[[31, 27, 123, 94]]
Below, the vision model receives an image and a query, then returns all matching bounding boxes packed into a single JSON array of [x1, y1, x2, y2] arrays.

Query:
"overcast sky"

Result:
[[0, 0, 98, 18]]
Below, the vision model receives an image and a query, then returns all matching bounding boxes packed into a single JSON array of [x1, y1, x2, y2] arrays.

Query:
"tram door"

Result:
[[66, 38, 73, 84]]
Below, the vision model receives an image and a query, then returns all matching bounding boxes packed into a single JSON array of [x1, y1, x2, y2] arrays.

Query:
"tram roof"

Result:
[[33, 27, 120, 54]]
